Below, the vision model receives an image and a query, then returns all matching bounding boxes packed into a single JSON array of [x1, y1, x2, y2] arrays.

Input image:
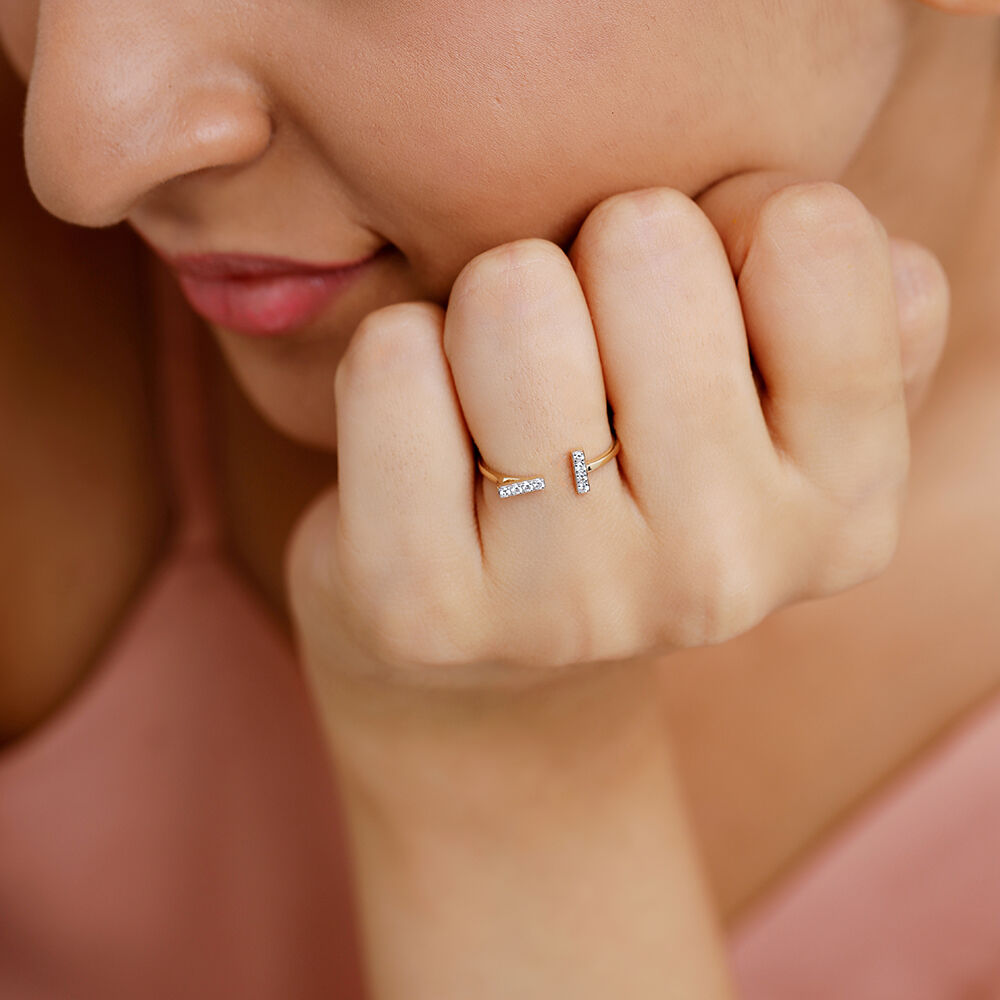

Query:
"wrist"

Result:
[[309, 655, 734, 1000], [309, 656, 672, 827]]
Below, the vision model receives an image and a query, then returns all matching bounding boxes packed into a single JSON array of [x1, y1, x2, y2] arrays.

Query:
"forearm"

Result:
[[314, 660, 735, 1000]]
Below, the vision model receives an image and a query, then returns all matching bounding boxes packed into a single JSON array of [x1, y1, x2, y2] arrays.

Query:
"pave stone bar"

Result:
[[497, 477, 546, 499], [572, 450, 590, 494]]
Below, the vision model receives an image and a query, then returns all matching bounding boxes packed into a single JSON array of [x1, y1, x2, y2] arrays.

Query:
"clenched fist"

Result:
[[285, 173, 948, 701]]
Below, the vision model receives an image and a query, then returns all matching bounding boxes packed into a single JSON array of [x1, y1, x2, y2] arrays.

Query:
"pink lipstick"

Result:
[[167, 248, 385, 336]]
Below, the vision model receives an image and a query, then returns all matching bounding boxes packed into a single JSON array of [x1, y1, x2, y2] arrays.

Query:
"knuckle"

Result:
[[667, 535, 769, 649], [498, 543, 659, 672], [336, 301, 444, 394], [366, 613, 459, 674], [573, 186, 711, 268], [450, 237, 567, 308], [758, 181, 884, 262], [478, 580, 581, 672], [813, 497, 903, 597], [827, 430, 910, 523], [361, 573, 480, 674]]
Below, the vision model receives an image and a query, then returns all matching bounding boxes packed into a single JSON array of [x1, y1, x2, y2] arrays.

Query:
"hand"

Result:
[[285, 173, 949, 701]]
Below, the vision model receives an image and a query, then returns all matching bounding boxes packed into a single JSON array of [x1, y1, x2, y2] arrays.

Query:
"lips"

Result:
[[167, 248, 385, 336]]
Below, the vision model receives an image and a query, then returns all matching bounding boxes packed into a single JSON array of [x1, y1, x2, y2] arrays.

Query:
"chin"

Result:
[[254, 388, 339, 454], [211, 323, 341, 453]]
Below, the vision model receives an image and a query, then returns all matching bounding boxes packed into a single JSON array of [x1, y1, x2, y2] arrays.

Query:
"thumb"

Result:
[[696, 170, 950, 420]]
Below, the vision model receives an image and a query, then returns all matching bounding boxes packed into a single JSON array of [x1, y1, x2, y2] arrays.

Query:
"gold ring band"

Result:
[[477, 435, 620, 499], [579, 438, 621, 473]]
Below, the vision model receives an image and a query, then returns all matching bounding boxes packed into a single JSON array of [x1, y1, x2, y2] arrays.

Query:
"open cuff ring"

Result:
[[477, 437, 621, 499]]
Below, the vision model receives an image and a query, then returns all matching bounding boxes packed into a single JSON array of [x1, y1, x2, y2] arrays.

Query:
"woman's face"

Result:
[[0, 0, 908, 449]]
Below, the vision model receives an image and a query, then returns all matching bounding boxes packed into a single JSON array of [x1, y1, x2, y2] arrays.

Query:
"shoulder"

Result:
[[0, 80, 167, 742]]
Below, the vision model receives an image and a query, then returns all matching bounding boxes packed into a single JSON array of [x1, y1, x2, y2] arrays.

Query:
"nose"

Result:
[[22, 3, 273, 227]]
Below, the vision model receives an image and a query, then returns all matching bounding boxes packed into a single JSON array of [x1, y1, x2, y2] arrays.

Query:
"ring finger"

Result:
[[443, 238, 628, 554]]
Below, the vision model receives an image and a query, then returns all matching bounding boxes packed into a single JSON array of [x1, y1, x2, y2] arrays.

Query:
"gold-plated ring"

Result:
[[476, 435, 621, 499], [580, 439, 621, 473]]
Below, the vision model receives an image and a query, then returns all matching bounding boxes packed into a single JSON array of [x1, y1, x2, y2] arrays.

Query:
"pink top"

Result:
[[2, 260, 999, 998]]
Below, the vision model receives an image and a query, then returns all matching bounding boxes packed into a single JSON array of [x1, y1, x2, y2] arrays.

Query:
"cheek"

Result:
[[0, 0, 38, 78], [286, 2, 747, 276], [277, 0, 905, 296]]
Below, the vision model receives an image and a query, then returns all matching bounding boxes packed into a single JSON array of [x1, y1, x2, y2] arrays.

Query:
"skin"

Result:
[[283, 169, 941, 996], [2, 0, 912, 449], [2, 0, 1000, 994]]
